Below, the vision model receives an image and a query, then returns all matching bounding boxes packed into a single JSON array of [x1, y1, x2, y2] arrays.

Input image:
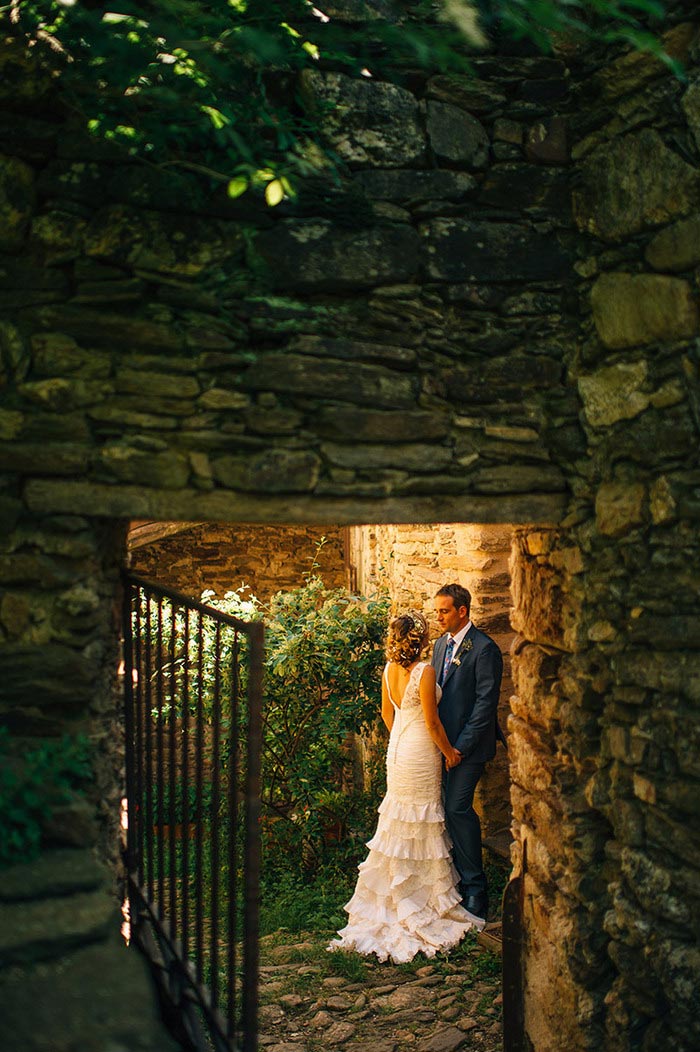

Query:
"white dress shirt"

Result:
[[447, 620, 472, 653]]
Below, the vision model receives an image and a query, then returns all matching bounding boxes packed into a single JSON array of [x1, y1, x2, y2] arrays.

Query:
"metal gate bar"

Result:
[[123, 572, 263, 1052]]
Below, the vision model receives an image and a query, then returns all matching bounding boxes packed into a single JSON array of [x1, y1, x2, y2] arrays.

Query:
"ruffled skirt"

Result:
[[328, 794, 484, 964]]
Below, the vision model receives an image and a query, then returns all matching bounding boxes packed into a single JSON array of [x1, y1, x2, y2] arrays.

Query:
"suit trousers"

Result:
[[443, 760, 487, 896]]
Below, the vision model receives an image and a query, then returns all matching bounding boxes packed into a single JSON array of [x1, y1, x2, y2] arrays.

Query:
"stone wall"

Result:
[[503, 14, 700, 1052], [129, 523, 346, 601], [2, 5, 700, 1051], [348, 522, 515, 841]]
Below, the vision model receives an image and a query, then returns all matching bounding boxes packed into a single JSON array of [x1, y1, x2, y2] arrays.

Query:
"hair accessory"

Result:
[[385, 610, 429, 668]]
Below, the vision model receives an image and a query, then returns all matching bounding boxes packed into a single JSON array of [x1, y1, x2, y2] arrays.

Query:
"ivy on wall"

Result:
[[8, 0, 677, 203]]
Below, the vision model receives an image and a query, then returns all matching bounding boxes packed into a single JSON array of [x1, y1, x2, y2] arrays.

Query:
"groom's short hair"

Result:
[[436, 583, 472, 613]]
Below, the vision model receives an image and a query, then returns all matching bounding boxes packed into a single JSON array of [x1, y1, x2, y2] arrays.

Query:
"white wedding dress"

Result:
[[329, 661, 483, 963]]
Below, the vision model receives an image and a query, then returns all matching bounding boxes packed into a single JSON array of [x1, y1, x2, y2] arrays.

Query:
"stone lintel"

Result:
[[24, 479, 567, 527]]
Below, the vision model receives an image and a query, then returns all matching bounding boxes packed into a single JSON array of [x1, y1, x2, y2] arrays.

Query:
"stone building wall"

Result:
[[129, 523, 346, 601], [347, 522, 514, 840], [503, 15, 700, 1052], [1, 5, 700, 1051]]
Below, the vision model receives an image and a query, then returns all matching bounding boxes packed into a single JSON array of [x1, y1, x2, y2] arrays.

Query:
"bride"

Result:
[[329, 612, 485, 964]]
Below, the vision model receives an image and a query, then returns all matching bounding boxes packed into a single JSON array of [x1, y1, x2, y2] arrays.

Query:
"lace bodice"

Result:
[[384, 661, 440, 721]]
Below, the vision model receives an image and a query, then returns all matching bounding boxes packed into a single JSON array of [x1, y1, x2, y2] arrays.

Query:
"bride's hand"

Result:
[[445, 747, 462, 770]]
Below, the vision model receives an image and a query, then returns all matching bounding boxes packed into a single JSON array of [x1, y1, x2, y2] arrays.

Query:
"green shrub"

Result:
[[0, 729, 92, 867]]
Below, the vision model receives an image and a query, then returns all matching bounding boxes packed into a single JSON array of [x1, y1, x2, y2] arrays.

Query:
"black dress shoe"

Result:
[[463, 892, 488, 921]]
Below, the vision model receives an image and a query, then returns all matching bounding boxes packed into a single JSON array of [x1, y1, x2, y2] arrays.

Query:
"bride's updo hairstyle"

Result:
[[385, 612, 429, 669]]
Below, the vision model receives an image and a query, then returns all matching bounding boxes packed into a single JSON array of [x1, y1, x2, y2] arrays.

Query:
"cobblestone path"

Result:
[[258, 929, 503, 1052]]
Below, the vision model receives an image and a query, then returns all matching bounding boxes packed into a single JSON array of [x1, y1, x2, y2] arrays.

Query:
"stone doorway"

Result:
[[128, 518, 520, 867], [125, 515, 587, 1051]]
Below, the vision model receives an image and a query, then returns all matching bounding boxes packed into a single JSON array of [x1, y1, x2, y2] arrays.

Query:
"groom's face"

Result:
[[434, 596, 469, 637]]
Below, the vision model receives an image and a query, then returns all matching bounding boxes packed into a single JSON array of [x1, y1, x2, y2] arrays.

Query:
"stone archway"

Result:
[[3, 9, 700, 1052]]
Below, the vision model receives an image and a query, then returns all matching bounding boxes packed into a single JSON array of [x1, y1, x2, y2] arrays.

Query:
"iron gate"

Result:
[[122, 572, 264, 1052]]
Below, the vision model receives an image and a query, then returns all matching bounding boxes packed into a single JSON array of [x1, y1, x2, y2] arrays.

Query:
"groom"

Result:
[[432, 583, 504, 922]]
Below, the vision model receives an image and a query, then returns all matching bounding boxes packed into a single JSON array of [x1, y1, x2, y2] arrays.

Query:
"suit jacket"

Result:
[[432, 624, 505, 763]]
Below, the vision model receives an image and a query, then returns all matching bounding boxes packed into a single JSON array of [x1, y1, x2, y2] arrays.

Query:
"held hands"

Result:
[[444, 747, 462, 771]]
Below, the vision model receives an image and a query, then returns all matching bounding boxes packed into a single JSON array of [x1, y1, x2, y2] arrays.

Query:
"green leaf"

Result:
[[264, 178, 285, 206], [227, 175, 248, 198]]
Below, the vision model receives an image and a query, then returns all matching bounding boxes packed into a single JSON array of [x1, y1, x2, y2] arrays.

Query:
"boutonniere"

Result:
[[451, 638, 473, 668]]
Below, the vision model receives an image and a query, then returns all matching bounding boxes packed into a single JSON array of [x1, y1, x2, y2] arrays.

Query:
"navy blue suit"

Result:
[[432, 624, 504, 898]]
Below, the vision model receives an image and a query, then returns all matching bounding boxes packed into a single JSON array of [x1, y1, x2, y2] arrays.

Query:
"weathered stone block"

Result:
[[321, 442, 452, 471], [212, 449, 321, 493], [300, 70, 425, 167], [72, 277, 146, 305], [0, 643, 100, 705], [0, 408, 23, 439], [18, 377, 113, 411], [0, 319, 29, 382], [510, 531, 581, 651], [595, 481, 646, 537], [645, 213, 700, 272], [0, 153, 35, 251], [525, 116, 569, 165], [290, 334, 417, 370], [682, 79, 700, 151], [0, 887, 114, 967], [198, 387, 250, 411], [429, 353, 561, 405], [426, 101, 489, 167], [578, 360, 649, 428], [42, 798, 100, 850], [0, 849, 106, 903], [0, 496, 21, 535], [627, 612, 700, 651], [573, 130, 700, 242], [30, 210, 87, 264], [97, 444, 190, 489], [600, 404, 695, 464], [244, 406, 302, 435], [0, 926, 179, 1051], [649, 475, 678, 525], [316, 406, 448, 442], [478, 164, 569, 215], [115, 369, 200, 399], [35, 306, 184, 352], [85, 205, 241, 276], [427, 75, 507, 113], [254, 220, 420, 291], [0, 441, 89, 476], [590, 272, 698, 349], [593, 22, 699, 101], [472, 464, 565, 493], [420, 219, 570, 282], [31, 333, 111, 379], [88, 404, 179, 431], [354, 169, 477, 204], [239, 352, 417, 409]]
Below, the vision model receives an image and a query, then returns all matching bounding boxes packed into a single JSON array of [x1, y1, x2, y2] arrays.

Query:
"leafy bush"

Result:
[[0, 729, 92, 867], [213, 574, 391, 875]]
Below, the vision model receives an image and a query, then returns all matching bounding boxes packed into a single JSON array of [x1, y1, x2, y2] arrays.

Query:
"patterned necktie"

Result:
[[440, 637, 455, 686]]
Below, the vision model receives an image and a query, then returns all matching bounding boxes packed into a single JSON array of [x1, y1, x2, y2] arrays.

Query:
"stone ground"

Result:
[[257, 928, 503, 1052]]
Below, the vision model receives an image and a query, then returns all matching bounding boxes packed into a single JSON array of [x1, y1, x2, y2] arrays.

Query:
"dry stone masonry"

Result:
[[1, 2, 700, 1050], [130, 523, 346, 601]]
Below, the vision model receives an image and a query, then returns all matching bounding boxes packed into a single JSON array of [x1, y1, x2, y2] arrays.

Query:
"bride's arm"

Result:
[[419, 665, 461, 768], [381, 666, 394, 732]]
